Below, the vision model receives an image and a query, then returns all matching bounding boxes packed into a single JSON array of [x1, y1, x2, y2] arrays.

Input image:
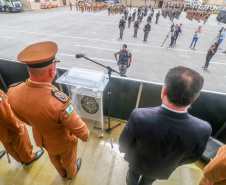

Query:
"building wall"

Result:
[[22, 0, 76, 10], [206, 0, 226, 6], [21, 0, 31, 9], [120, 0, 155, 7]]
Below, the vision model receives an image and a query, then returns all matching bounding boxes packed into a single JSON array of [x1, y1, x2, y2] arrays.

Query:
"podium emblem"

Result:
[[81, 96, 99, 114]]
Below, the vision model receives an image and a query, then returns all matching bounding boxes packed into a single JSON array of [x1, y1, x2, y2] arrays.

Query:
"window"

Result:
[[35, 0, 40, 3]]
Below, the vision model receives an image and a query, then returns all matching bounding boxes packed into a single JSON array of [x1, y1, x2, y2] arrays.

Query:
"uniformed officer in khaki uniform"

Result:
[[8, 41, 90, 180], [199, 145, 226, 185], [0, 89, 43, 164]]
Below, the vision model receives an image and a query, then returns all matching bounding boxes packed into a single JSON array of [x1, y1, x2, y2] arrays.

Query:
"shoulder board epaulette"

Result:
[[9, 81, 23, 88], [52, 89, 69, 103]]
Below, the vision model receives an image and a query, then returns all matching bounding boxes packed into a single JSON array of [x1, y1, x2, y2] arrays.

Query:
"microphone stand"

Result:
[[79, 56, 126, 148], [161, 29, 171, 47]]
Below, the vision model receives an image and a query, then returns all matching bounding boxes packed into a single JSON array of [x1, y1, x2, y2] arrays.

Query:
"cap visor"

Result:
[[54, 58, 60, 63]]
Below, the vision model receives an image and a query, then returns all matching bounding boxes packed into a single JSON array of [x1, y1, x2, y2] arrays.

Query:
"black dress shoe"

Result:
[[76, 158, 82, 172], [67, 158, 82, 180], [25, 150, 44, 166], [0, 150, 6, 159], [21, 145, 34, 164]]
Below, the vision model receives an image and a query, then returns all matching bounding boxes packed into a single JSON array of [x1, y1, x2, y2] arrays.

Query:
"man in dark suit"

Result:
[[119, 66, 212, 185]]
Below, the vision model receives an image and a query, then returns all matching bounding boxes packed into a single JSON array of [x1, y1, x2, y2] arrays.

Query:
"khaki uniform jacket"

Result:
[[8, 80, 89, 155], [200, 145, 226, 185], [0, 89, 23, 143]]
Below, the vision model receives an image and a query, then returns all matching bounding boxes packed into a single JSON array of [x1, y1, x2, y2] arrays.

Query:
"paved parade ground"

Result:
[[0, 7, 226, 92]]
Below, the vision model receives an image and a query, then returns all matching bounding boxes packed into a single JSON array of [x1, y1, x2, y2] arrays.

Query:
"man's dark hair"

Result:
[[164, 66, 204, 107], [214, 42, 219, 48]]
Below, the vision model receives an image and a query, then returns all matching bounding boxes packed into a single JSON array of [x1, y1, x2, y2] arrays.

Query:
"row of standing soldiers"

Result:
[[186, 10, 211, 24], [164, 3, 215, 12], [119, 8, 160, 41], [162, 8, 181, 21], [108, 5, 125, 15], [76, 2, 107, 13], [183, 5, 215, 12]]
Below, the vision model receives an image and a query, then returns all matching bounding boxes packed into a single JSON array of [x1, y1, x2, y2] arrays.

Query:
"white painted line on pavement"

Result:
[[0, 36, 13, 39], [212, 62, 226, 65], [74, 45, 117, 51], [61, 54, 116, 63]]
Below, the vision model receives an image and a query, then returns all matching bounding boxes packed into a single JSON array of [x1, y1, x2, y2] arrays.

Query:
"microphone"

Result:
[[75, 54, 85, 59]]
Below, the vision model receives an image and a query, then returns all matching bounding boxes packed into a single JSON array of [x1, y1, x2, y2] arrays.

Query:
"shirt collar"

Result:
[[161, 104, 187, 114], [28, 79, 51, 84]]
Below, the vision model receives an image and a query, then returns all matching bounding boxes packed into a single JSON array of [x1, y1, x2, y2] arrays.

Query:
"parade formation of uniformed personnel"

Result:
[[162, 8, 181, 21], [143, 21, 151, 42], [156, 10, 160, 24], [77, 2, 107, 13], [114, 44, 132, 76], [128, 14, 132, 28], [133, 18, 140, 37], [186, 10, 211, 24], [7, 41, 90, 180], [119, 16, 126, 39], [0, 89, 44, 165]]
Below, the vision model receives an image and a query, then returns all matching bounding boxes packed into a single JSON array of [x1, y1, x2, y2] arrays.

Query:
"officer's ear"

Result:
[[48, 63, 57, 78]]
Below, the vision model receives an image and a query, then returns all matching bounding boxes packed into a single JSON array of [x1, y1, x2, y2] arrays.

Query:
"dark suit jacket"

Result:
[[119, 106, 212, 180]]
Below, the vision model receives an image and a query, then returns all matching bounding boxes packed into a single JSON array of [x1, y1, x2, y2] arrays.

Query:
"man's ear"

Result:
[[49, 68, 55, 78], [162, 86, 167, 96]]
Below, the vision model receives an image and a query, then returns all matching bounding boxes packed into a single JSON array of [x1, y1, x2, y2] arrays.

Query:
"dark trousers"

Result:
[[156, 17, 159, 24], [144, 31, 149, 41], [120, 27, 125, 38], [170, 36, 175, 46], [125, 14, 128, 20], [128, 21, 131, 28], [126, 167, 156, 185], [134, 27, 138, 37], [204, 53, 214, 68], [174, 35, 178, 44]]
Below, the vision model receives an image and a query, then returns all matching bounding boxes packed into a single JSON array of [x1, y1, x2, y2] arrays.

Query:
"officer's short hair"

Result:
[[123, 44, 127, 48], [164, 66, 204, 107]]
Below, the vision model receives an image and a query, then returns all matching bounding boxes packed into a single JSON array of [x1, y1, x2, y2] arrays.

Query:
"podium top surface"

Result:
[[56, 67, 108, 91]]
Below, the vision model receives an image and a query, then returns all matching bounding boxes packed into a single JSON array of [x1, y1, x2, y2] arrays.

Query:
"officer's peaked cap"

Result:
[[17, 41, 60, 68]]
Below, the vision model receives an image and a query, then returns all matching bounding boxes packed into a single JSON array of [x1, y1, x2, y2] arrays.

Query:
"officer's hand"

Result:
[[19, 124, 25, 136]]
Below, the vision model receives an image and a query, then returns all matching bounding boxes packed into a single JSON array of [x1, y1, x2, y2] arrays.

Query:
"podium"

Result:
[[56, 67, 109, 130]]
